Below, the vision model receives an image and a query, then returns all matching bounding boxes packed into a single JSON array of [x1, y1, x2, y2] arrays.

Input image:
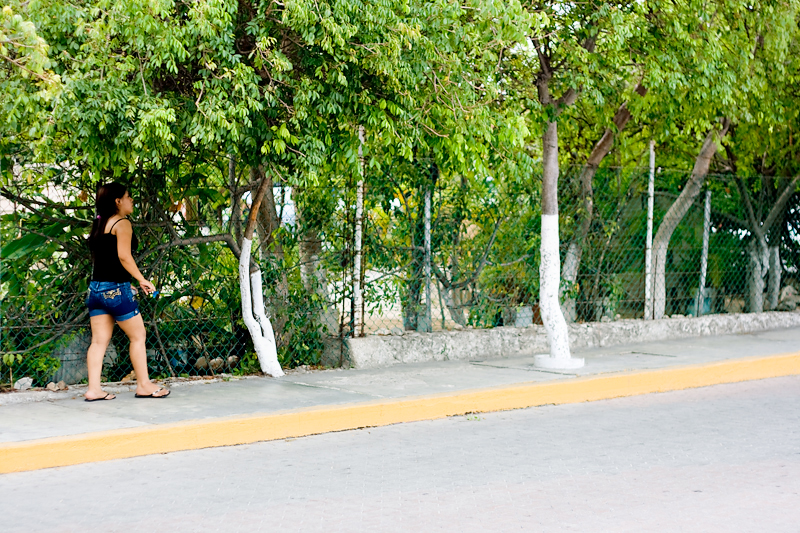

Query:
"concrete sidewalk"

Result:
[[1, 327, 799, 473]]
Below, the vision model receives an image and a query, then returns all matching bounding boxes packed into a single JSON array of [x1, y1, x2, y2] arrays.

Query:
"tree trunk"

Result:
[[559, 175, 589, 323], [433, 258, 471, 327], [298, 213, 323, 293], [294, 187, 338, 335], [766, 245, 781, 311], [747, 239, 767, 313], [734, 174, 798, 313], [561, 90, 644, 320], [650, 120, 730, 319], [256, 170, 283, 263], [535, 120, 582, 368], [229, 156, 243, 247], [239, 175, 283, 377], [439, 173, 468, 327], [403, 262, 423, 330], [438, 283, 467, 326], [253, 167, 290, 344], [403, 183, 426, 331]]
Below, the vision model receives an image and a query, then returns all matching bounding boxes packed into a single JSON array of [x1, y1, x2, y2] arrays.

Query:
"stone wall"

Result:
[[344, 311, 800, 369]]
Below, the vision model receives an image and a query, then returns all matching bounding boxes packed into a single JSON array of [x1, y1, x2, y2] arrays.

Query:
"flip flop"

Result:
[[135, 388, 170, 399], [85, 393, 116, 402]]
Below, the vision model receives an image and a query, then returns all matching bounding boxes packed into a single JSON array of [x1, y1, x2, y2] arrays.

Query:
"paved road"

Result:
[[3, 376, 799, 532]]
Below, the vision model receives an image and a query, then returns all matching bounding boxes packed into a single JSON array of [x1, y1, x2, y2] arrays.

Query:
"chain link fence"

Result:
[[2, 165, 799, 387]]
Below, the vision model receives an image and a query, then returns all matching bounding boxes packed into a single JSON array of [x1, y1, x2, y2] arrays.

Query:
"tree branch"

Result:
[[449, 216, 504, 290], [244, 166, 270, 240], [555, 88, 578, 108], [763, 174, 800, 233], [735, 175, 762, 238], [0, 188, 91, 212]]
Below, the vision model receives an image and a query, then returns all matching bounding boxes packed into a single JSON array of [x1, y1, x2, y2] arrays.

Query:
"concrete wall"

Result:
[[345, 311, 800, 369]]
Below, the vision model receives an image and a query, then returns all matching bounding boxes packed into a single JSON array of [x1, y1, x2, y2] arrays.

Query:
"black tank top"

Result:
[[91, 218, 139, 282]]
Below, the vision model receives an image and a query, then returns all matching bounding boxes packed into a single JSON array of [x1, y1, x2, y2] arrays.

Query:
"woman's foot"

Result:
[[135, 382, 170, 398], [85, 390, 116, 401], [134, 388, 170, 398]]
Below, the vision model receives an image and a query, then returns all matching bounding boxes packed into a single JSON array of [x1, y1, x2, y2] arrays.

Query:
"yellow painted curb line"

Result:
[[2, 352, 799, 474]]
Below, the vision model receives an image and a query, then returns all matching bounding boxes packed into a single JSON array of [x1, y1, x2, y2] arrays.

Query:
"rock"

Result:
[[600, 316, 612, 323], [390, 327, 404, 336], [780, 285, 798, 301], [724, 297, 745, 314], [514, 306, 534, 328], [46, 382, 58, 392], [56, 380, 68, 390], [52, 334, 117, 385], [13, 377, 33, 391], [121, 370, 137, 382], [671, 314, 685, 319], [209, 357, 224, 371], [778, 286, 800, 311], [374, 328, 391, 336], [614, 314, 622, 321], [453, 324, 464, 331], [227, 355, 240, 366], [195, 356, 208, 369]]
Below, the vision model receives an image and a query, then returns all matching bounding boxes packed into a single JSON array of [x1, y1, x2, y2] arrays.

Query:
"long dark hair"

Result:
[[88, 182, 128, 250]]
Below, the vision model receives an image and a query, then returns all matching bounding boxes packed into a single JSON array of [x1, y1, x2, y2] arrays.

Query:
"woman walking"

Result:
[[84, 182, 170, 401]]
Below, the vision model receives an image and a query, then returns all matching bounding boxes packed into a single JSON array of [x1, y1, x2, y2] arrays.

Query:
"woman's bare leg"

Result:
[[117, 314, 168, 396], [86, 314, 116, 400]]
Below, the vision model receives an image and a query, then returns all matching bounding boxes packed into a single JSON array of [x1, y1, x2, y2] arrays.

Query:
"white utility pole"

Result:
[[352, 126, 365, 336], [696, 190, 712, 316], [644, 140, 655, 320]]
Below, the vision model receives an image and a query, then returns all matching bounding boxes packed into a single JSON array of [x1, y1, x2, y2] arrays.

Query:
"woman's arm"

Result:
[[115, 219, 156, 293]]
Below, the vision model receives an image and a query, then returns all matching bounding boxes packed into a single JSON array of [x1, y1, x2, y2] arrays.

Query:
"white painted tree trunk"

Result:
[[534, 214, 582, 367], [534, 121, 583, 369], [239, 238, 284, 377]]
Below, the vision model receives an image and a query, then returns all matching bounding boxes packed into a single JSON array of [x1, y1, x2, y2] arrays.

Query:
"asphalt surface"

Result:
[[2, 375, 799, 532]]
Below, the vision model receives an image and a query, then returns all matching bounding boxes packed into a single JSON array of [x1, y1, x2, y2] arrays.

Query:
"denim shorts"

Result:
[[86, 281, 140, 322]]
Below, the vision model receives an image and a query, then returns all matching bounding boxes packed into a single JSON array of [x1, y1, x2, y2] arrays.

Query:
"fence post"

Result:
[[644, 140, 655, 320], [352, 126, 365, 337], [696, 190, 712, 316], [420, 184, 432, 332]]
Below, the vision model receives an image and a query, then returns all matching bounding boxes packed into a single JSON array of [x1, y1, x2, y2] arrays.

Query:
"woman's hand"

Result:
[[139, 279, 156, 295]]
